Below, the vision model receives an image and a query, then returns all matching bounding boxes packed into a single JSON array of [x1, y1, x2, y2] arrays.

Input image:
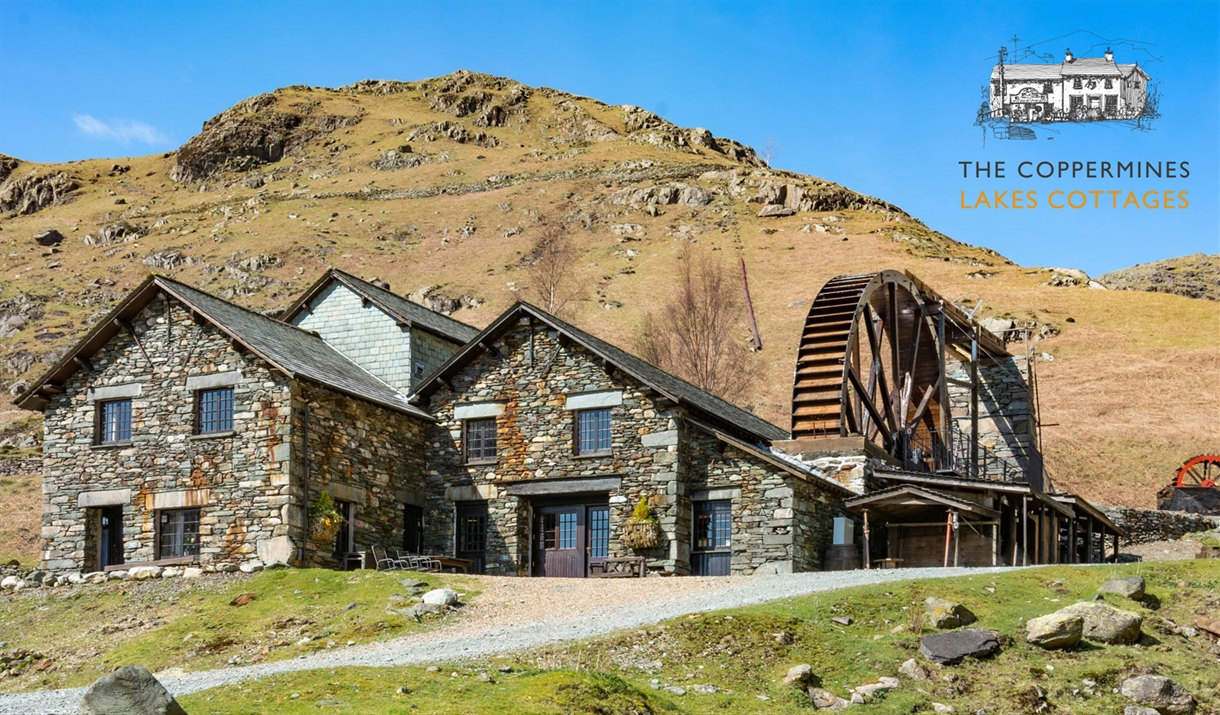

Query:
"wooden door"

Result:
[[456, 501, 488, 574], [100, 506, 124, 569], [692, 500, 732, 576], [535, 505, 586, 578], [403, 504, 423, 554]]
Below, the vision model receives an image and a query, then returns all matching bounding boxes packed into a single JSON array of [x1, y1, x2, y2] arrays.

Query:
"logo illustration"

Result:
[[975, 32, 1161, 142]]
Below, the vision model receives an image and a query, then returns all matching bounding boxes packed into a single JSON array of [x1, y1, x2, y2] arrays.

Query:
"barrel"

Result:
[[824, 544, 862, 571]]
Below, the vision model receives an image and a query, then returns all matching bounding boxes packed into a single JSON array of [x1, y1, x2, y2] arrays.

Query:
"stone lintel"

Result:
[[326, 482, 366, 505], [445, 484, 499, 502], [503, 476, 622, 496], [147, 489, 210, 510], [86, 383, 142, 403], [564, 390, 623, 411], [185, 370, 243, 390], [640, 429, 679, 447], [454, 402, 505, 420], [78, 488, 132, 507], [690, 487, 741, 502], [395, 490, 426, 507]]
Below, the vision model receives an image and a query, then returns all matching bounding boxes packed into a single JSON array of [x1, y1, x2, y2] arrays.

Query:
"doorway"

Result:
[[403, 504, 424, 554], [455, 501, 488, 574], [99, 505, 124, 570], [533, 502, 609, 577], [692, 500, 732, 576]]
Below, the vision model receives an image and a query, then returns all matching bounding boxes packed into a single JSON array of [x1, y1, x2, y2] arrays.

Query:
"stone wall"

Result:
[[412, 330, 463, 386], [296, 384, 428, 567], [421, 321, 681, 575], [1099, 505, 1219, 545], [0, 457, 41, 477], [946, 354, 1037, 476], [40, 294, 294, 572]]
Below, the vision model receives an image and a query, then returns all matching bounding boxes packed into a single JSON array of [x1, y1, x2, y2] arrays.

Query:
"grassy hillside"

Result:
[[174, 561, 1220, 714], [1097, 252, 1220, 302], [0, 71, 1216, 507]]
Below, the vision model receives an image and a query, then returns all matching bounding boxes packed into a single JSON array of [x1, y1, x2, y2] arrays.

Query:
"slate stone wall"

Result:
[[420, 319, 842, 576], [296, 384, 428, 567], [412, 330, 462, 386], [946, 354, 1037, 477], [40, 294, 294, 572], [1099, 505, 1219, 545]]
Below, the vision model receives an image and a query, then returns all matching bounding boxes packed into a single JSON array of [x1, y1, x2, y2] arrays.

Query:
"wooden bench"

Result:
[[589, 557, 646, 578]]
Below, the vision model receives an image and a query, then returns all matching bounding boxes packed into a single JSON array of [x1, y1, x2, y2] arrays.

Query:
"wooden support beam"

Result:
[[1021, 497, 1029, 567], [74, 355, 94, 372], [991, 522, 998, 566], [943, 509, 952, 568], [953, 511, 960, 567], [862, 509, 871, 570], [1068, 518, 1077, 564], [1085, 515, 1095, 563]]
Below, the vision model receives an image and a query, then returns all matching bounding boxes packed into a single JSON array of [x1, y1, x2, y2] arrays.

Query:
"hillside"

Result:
[[1097, 252, 1220, 302], [0, 70, 1216, 508]]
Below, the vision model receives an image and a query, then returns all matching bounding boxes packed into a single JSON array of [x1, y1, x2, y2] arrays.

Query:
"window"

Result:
[[463, 417, 497, 463], [158, 508, 200, 559], [589, 507, 609, 559], [413, 361, 427, 381], [694, 501, 732, 551], [96, 399, 132, 444], [195, 387, 234, 434], [1072, 78, 1082, 89], [1104, 78, 1113, 89], [575, 408, 612, 456], [458, 512, 486, 554], [1042, 82, 1053, 94]]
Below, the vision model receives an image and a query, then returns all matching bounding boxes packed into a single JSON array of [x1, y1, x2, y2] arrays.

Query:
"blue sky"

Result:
[[1, 0, 1216, 275]]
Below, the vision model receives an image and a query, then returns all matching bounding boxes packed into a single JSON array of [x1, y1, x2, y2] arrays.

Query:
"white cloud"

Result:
[[72, 114, 169, 146]]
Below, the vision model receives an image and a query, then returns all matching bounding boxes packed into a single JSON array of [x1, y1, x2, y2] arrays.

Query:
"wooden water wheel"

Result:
[[792, 271, 946, 470]]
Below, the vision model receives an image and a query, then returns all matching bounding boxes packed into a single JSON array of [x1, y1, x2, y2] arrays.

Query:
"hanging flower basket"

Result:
[[620, 495, 661, 550], [621, 519, 661, 550], [309, 491, 345, 542]]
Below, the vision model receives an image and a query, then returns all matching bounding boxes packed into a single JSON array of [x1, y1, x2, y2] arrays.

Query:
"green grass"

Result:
[[0, 568, 478, 693], [178, 562, 1220, 715]]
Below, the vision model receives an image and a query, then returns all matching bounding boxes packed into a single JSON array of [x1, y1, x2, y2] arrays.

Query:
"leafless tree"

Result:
[[636, 247, 751, 401], [524, 221, 585, 318], [761, 137, 778, 167]]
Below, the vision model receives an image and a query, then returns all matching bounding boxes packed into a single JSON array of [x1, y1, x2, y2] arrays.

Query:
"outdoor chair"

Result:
[[396, 550, 440, 572], [371, 545, 409, 571]]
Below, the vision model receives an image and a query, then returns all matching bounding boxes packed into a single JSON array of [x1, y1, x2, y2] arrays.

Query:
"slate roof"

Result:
[[991, 64, 1063, 81], [16, 275, 430, 419], [1061, 57, 1123, 76], [413, 302, 790, 443], [283, 268, 481, 345], [1118, 64, 1149, 79]]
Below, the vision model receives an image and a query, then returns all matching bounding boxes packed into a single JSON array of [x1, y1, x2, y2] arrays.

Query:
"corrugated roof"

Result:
[[282, 268, 481, 345], [16, 275, 431, 420], [413, 302, 790, 443]]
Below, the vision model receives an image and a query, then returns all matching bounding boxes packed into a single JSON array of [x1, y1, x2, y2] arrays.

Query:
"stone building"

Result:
[[989, 48, 1151, 123], [17, 274, 851, 577], [411, 304, 852, 577]]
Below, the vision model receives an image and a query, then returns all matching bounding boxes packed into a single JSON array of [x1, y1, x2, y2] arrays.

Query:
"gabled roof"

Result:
[[991, 64, 1064, 81], [282, 268, 481, 345], [412, 302, 790, 443], [1060, 57, 1123, 76], [15, 275, 431, 420], [844, 485, 1000, 519], [1118, 64, 1150, 80]]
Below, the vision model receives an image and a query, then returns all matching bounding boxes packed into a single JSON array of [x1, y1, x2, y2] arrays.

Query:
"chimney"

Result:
[[1104, 47, 1113, 62], [1065, 48, 1074, 63]]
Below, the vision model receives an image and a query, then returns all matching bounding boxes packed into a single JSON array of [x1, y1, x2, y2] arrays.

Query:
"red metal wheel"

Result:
[[1175, 454, 1220, 488]]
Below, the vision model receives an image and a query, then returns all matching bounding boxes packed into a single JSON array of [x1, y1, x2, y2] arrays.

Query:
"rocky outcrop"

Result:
[[1099, 505, 1218, 544], [0, 155, 19, 182], [1098, 575, 1146, 600], [82, 221, 144, 247], [170, 92, 362, 183], [609, 182, 712, 208], [419, 70, 530, 128], [407, 121, 498, 148], [407, 286, 484, 315], [1098, 253, 1219, 301], [0, 169, 80, 215]]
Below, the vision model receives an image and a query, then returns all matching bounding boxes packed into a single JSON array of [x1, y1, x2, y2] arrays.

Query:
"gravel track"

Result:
[[0, 566, 1019, 714]]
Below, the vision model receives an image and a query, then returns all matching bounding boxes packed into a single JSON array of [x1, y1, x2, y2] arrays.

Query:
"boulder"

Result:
[[1125, 707, 1161, 715], [84, 571, 109, 584], [783, 664, 812, 687], [1060, 602, 1143, 644], [238, 561, 263, 574], [1120, 675, 1195, 714], [1099, 576, 1146, 601], [34, 229, 64, 246], [924, 597, 977, 629], [808, 687, 850, 710], [78, 665, 187, 715], [421, 588, 459, 606], [1025, 611, 1083, 649], [127, 566, 163, 581], [758, 204, 798, 218], [898, 658, 930, 680], [256, 536, 295, 565], [181, 568, 203, 580], [0, 575, 17, 590], [918, 629, 1000, 665]]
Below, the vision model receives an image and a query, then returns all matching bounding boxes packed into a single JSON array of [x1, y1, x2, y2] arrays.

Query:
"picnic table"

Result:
[[589, 556, 646, 578]]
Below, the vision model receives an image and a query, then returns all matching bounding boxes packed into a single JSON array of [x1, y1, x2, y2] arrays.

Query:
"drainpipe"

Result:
[[299, 394, 310, 565]]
